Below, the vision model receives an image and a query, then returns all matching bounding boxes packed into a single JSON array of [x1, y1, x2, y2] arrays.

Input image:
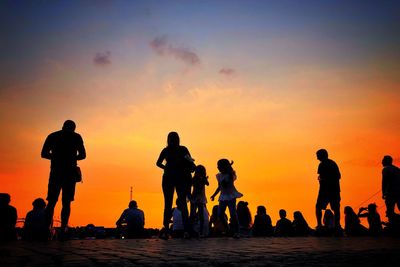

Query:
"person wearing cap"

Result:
[[41, 120, 86, 234]]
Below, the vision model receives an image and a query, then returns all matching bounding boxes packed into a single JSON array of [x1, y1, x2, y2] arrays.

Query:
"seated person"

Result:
[[292, 211, 312, 236], [358, 203, 382, 236], [237, 201, 252, 236], [23, 198, 48, 241], [252, 205, 273, 237], [116, 200, 145, 238], [344, 206, 368, 236], [274, 209, 292, 237], [0, 193, 17, 241], [209, 205, 228, 237]]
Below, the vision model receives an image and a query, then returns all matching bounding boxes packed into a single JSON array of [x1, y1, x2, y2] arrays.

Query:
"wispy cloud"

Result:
[[149, 36, 200, 66], [219, 68, 236, 76], [94, 51, 111, 66]]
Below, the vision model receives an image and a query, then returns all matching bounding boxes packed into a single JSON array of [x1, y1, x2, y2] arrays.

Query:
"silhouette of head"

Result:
[[167, 132, 180, 147], [293, 211, 304, 222], [382, 155, 393, 167], [344, 206, 355, 216], [129, 200, 138, 209], [324, 209, 334, 219], [32, 198, 46, 210], [195, 165, 206, 177], [257, 205, 266, 215], [217, 159, 233, 174], [316, 149, 328, 161], [62, 120, 76, 132], [279, 209, 287, 219], [0, 193, 11, 206], [368, 203, 377, 212]]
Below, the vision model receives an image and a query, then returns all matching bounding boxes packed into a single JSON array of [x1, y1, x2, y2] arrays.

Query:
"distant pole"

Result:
[[130, 186, 133, 201]]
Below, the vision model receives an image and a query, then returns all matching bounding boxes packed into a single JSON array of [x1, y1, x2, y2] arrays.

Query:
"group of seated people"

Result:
[[1, 193, 400, 241]]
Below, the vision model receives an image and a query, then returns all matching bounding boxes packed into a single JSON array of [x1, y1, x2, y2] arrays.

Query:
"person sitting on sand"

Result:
[[274, 209, 292, 237], [252, 205, 273, 237], [358, 203, 382, 236], [23, 198, 48, 241], [344, 206, 367, 236], [116, 200, 145, 238]]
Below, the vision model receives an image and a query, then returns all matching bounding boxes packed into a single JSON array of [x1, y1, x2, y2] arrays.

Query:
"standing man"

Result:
[[41, 120, 86, 235], [382, 155, 400, 220], [315, 149, 341, 230]]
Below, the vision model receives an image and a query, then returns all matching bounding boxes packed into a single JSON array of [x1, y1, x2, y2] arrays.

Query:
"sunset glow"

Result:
[[1, 1, 400, 228]]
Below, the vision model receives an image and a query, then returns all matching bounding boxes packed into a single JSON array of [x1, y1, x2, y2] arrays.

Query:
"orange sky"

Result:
[[1, 1, 400, 228]]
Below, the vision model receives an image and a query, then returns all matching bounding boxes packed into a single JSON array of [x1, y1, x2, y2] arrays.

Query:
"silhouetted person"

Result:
[[0, 193, 17, 241], [317, 209, 335, 236], [189, 165, 209, 237], [315, 149, 341, 230], [344, 206, 367, 236], [381, 155, 400, 220], [252, 205, 273, 237], [211, 159, 243, 238], [116, 200, 145, 238], [209, 205, 228, 237], [358, 203, 382, 236], [292, 211, 311, 236], [41, 120, 86, 235], [156, 132, 195, 239], [274, 209, 292, 236], [237, 201, 252, 236], [23, 198, 48, 241], [171, 200, 184, 238]]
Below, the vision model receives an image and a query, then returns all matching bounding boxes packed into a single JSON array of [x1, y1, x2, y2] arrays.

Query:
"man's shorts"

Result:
[[316, 190, 341, 210], [46, 170, 76, 203]]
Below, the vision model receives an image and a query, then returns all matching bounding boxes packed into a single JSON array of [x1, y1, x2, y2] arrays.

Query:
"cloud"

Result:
[[94, 51, 111, 66], [219, 68, 236, 76], [149, 36, 200, 66]]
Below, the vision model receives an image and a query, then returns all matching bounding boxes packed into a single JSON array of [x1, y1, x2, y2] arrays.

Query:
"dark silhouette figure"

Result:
[[317, 209, 335, 236], [23, 198, 48, 241], [41, 120, 86, 234], [344, 206, 368, 236], [189, 165, 209, 236], [116, 200, 145, 238], [237, 201, 252, 235], [358, 203, 382, 236], [315, 149, 341, 229], [171, 201, 185, 238], [292, 211, 311, 236], [209, 205, 228, 237], [210, 159, 243, 238], [156, 132, 195, 239], [252, 205, 273, 237], [381, 155, 400, 220], [274, 209, 292, 236], [0, 193, 17, 241]]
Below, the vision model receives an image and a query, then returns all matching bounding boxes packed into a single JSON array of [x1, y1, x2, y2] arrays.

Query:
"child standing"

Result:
[[210, 159, 243, 238], [190, 165, 209, 237]]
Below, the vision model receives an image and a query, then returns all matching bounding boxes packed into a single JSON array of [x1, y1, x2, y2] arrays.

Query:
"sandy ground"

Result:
[[1, 237, 400, 266]]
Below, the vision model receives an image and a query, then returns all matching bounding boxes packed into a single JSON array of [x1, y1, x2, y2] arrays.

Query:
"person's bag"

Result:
[[75, 166, 83, 183]]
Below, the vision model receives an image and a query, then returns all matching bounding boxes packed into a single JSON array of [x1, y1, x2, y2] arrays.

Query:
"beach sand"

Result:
[[1, 237, 400, 266]]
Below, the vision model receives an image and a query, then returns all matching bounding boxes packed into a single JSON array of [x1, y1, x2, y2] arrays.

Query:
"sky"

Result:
[[1, 0, 400, 228]]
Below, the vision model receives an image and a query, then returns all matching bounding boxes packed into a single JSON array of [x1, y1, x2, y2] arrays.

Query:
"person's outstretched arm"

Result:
[[210, 186, 220, 201]]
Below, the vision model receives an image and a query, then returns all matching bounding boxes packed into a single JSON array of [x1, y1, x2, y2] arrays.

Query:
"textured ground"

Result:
[[1, 237, 400, 266]]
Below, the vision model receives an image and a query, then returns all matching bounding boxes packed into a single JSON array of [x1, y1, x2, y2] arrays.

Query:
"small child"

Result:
[[210, 159, 243, 238], [190, 165, 209, 236]]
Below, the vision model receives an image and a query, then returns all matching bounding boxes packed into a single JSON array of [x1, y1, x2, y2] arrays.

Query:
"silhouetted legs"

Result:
[[385, 197, 400, 220], [316, 207, 323, 227], [219, 199, 238, 234], [61, 200, 71, 229], [162, 177, 174, 229], [176, 180, 190, 233], [190, 203, 205, 235]]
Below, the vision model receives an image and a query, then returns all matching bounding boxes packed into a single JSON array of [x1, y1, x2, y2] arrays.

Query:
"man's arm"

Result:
[[382, 169, 388, 199], [76, 135, 86, 161], [41, 136, 52, 160]]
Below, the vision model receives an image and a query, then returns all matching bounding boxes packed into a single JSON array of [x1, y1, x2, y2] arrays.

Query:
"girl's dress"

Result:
[[216, 171, 243, 201]]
